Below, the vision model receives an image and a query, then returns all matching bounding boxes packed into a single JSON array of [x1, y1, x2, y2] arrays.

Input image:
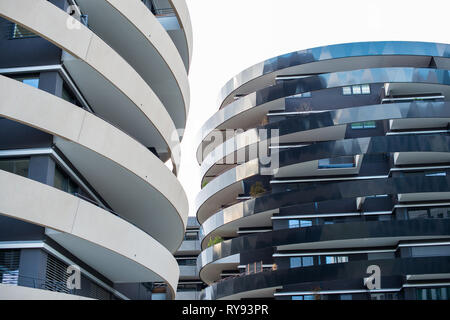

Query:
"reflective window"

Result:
[[288, 219, 300, 229], [342, 86, 352, 95], [54, 165, 79, 195], [325, 256, 348, 264], [290, 256, 314, 268], [302, 256, 314, 267], [351, 121, 376, 129], [300, 220, 313, 228], [352, 85, 362, 95], [184, 231, 199, 240], [417, 287, 450, 300], [290, 257, 301, 268], [177, 259, 197, 266], [408, 209, 428, 219], [318, 156, 356, 169], [12, 75, 39, 88], [0, 158, 29, 177], [361, 84, 371, 94]]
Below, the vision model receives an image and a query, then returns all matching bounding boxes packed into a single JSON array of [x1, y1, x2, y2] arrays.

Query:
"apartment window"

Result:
[[351, 121, 376, 129], [177, 259, 197, 266], [318, 156, 356, 169], [0, 158, 29, 177], [342, 84, 370, 95], [54, 165, 79, 195], [11, 75, 39, 89], [184, 231, 199, 240], [361, 84, 371, 94], [429, 207, 449, 219], [302, 256, 314, 267], [290, 256, 314, 268], [300, 220, 313, 228], [325, 256, 348, 264], [352, 85, 362, 95], [417, 287, 450, 300], [342, 86, 352, 95], [288, 219, 300, 229], [0, 250, 20, 285], [290, 257, 301, 268], [408, 209, 429, 220]]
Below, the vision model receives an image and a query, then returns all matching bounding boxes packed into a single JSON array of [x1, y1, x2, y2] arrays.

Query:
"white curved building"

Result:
[[0, 0, 192, 300]]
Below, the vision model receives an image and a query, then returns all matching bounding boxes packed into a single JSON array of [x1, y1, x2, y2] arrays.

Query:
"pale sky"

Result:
[[178, 0, 450, 216]]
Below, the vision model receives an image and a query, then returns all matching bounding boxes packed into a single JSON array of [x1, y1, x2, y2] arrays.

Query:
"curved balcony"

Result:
[[200, 101, 450, 181], [202, 255, 450, 300], [196, 159, 259, 224], [219, 41, 450, 108], [0, 76, 188, 253], [168, 0, 193, 71], [75, 0, 190, 132], [196, 132, 450, 225], [196, 67, 450, 163], [197, 219, 450, 286], [198, 173, 450, 253], [0, 0, 181, 171], [0, 170, 180, 298]]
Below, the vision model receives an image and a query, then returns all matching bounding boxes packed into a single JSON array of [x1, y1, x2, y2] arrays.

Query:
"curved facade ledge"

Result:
[[202, 256, 450, 300], [197, 219, 450, 281], [196, 67, 450, 161], [275, 134, 450, 170], [0, 76, 188, 253], [200, 101, 450, 177], [198, 174, 450, 248], [75, 0, 190, 131], [196, 159, 259, 224], [0, 170, 180, 297], [0, 284, 94, 300], [169, 0, 193, 71], [219, 41, 450, 108], [0, 0, 181, 172]]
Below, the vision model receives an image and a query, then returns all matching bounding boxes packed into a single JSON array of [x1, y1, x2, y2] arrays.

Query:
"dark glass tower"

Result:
[[196, 42, 450, 300]]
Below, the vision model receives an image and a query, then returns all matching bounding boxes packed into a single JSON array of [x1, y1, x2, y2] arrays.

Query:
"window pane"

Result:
[[289, 219, 300, 229], [325, 256, 335, 264], [361, 84, 371, 94], [22, 78, 39, 88], [300, 220, 312, 228], [13, 159, 29, 177], [302, 256, 314, 267], [351, 122, 364, 129], [0, 158, 29, 177], [342, 86, 352, 95], [363, 121, 376, 128], [290, 257, 302, 268], [408, 210, 428, 219], [292, 296, 303, 300], [352, 85, 362, 95]]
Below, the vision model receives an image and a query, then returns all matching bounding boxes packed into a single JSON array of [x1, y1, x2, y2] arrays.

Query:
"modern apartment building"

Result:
[[0, 0, 192, 300], [195, 42, 450, 300], [175, 217, 204, 300]]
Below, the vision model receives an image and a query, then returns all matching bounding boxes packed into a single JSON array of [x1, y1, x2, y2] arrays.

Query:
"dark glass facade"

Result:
[[196, 41, 450, 300]]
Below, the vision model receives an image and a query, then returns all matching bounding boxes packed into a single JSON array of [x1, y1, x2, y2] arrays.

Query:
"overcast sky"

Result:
[[178, 0, 450, 216]]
